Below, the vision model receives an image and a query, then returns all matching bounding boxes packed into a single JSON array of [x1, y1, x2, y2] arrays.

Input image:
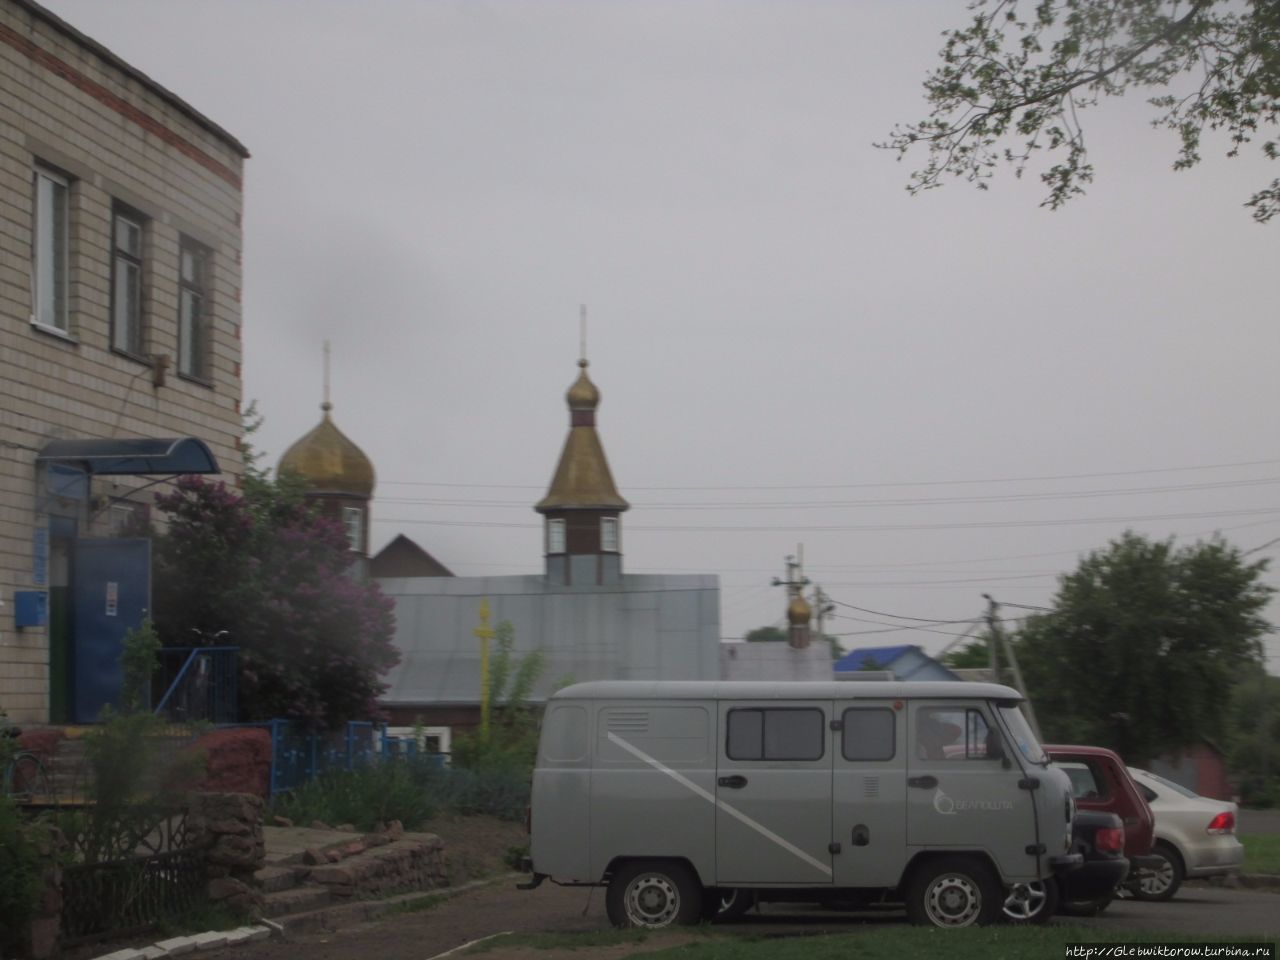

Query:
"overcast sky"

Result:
[[40, 0, 1280, 666]]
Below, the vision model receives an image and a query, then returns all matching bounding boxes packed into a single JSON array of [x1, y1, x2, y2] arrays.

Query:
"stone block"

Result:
[[309, 820, 331, 831], [191, 931, 228, 951], [302, 847, 325, 865], [272, 816, 294, 828], [139, 947, 168, 960], [27, 917, 58, 960], [154, 937, 197, 957]]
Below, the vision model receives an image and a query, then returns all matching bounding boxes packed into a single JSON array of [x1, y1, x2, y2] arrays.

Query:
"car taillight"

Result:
[[1207, 811, 1235, 835], [1095, 826, 1125, 854]]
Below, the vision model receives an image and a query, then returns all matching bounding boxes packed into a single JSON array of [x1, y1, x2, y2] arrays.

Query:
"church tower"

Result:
[[277, 350, 375, 575], [535, 355, 629, 587]]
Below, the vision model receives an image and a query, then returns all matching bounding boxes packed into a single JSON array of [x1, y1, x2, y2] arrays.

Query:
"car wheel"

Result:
[[1130, 842, 1184, 902], [1001, 878, 1058, 925], [606, 861, 703, 928], [905, 857, 1001, 928], [1059, 896, 1112, 917]]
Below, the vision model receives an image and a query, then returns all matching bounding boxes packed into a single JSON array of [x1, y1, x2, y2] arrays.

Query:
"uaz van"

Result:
[[521, 680, 1079, 928]]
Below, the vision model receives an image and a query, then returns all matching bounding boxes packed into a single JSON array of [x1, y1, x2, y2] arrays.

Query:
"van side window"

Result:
[[841, 708, 895, 761], [726, 708, 824, 761], [916, 707, 999, 761]]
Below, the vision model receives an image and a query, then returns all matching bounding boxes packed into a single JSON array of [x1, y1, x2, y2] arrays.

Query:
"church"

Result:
[[277, 353, 722, 748]]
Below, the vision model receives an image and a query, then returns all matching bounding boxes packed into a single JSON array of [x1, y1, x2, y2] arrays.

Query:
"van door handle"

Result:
[[718, 775, 748, 789], [907, 775, 938, 789]]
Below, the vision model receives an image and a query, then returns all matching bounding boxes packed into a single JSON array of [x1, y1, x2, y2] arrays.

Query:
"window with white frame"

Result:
[[342, 506, 364, 551], [111, 207, 145, 356], [546, 518, 566, 553], [601, 516, 619, 552], [33, 166, 70, 333], [178, 237, 210, 379]]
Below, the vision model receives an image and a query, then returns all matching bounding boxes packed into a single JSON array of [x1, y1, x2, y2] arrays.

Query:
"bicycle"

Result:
[[2, 726, 53, 804]]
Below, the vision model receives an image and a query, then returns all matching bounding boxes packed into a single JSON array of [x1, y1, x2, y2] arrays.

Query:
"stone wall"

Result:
[[190, 728, 272, 799], [187, 792, 266, 918], [301, 823, 447, 900]]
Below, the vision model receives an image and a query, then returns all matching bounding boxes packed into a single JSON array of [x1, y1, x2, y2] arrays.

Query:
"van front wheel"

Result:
[[606, 861, 703, 928], [905, 857, 1001, 928]]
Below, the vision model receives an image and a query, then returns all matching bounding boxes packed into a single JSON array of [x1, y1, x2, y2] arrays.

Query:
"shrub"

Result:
[[0, 798, 42, 955]]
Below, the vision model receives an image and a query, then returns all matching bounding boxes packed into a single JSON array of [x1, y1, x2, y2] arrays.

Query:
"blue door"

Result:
[[72, 539, 151, 722]]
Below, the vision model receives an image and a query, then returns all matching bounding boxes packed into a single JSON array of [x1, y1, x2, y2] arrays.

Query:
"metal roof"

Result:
[[38, 437, 220, 475]]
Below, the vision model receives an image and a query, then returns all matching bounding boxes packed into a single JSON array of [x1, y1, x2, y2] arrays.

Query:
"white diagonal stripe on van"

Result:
[[606, 732, 832, 879]]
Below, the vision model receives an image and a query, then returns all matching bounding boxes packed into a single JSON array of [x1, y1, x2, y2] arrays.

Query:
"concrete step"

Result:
[[262, 886, 333, 919], [254, 865, 304, 895]]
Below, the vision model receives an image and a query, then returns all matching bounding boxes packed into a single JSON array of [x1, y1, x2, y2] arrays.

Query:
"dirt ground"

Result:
[[416, 814, 529, 885]]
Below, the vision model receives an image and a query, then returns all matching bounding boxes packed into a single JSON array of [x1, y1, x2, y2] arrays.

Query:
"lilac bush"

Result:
[[149, 476, 398, 730]]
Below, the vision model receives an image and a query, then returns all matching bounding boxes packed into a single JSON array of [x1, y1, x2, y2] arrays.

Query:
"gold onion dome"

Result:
[[566, 358, 600, 410], [278, 401, 375, 498], [536, 358, 628, 513], [787, 595, 813, 626]]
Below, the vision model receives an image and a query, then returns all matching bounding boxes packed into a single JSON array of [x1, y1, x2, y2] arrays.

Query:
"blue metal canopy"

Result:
[[38, 437, 221, 476]]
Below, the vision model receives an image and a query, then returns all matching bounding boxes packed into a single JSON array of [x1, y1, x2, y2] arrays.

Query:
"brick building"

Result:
[[1, 0, 248, 723]]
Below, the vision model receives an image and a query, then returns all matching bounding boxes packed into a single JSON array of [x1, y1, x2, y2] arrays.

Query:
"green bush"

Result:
[[269, 757, 531, 830], [0, 798, 43, 955]]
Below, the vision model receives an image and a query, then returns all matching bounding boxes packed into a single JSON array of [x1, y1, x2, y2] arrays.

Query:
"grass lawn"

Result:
[[471, 925, 1270, 960], [1241, 834, 1280, 875]]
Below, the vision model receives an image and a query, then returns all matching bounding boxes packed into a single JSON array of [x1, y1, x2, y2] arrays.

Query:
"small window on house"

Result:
[[841, 708, 896, 761], [178, 238, 210, 380], [546, 518, 566, 553], [601, 516, 619, 552], [33, 166, 70, 333], [111, 207, 146, 356], [342, 506, 363, 551], [726, 707, 824, 761]]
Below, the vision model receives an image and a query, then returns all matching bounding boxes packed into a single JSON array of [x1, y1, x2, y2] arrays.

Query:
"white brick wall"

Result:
[[0, 0, 247, 722]]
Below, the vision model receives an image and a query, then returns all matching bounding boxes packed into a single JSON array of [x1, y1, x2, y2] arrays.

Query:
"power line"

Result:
[[376, 476, 1280, 510], [374, 506, 1280, 533], [830, 599, 978, 624], [377, 457, 1280, 492]]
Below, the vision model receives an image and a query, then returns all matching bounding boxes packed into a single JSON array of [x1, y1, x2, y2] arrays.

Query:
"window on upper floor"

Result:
[[601, 516, 619, 552], [111, 206, 146, 357], [546, 518, 566, 554], [178, 237, 211, 381], [32, 166, 70, 334], [343, 505, 364, 552]]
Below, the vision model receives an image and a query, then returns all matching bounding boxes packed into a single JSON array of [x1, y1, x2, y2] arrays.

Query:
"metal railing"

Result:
[[153, 647, 238, 724]]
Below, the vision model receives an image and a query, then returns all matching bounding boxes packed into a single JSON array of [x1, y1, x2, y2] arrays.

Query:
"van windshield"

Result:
[[997, 703, 1047, 765]]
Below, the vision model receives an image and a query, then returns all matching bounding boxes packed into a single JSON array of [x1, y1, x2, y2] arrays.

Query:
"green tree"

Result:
[[883, 1, 1280, 221], [942, 637, 993, 670], [745, 625, 787, 642], [451, 621, 549, 770], [1011, 531, 1273, 764]]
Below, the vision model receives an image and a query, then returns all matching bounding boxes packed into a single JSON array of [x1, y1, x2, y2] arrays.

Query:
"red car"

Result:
[[1046, 745, 1159, 913]]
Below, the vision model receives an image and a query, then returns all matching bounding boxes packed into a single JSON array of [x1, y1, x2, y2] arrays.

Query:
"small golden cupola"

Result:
[[278, 392, 375, 564], [536, 356, 629, 587]]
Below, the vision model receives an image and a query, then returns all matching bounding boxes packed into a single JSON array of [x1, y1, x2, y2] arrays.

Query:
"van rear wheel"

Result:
[[905, 857, 1001, 928], [606, 861, 703, 929]]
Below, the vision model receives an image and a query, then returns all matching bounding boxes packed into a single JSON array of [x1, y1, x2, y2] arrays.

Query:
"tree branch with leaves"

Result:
[[882, 0, 1280, 221]]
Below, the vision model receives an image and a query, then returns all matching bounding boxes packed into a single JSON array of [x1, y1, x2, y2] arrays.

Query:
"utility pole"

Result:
[[812, 584, 835, 652], [771, 546, 811, 648], [984, 593, 1042, 741], [982, 593, 1001, 683]]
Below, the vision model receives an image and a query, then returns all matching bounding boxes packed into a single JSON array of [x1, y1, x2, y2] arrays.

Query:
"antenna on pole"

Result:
[[579, 305, 588, 363], [322, 340, 332, 412]]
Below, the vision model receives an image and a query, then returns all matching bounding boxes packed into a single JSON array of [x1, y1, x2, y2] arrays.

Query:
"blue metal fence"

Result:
[[230, 720, 377, 797], [154, 647, 238, 724]]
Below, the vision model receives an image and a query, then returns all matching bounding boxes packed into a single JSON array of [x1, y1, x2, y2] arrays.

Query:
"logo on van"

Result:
[[933, 787, 1013, 815]]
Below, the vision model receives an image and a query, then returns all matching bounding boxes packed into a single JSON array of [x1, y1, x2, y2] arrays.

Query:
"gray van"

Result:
[[522, 680, 1080, 928]]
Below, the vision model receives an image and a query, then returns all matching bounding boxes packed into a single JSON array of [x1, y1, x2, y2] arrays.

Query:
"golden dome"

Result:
[[787, 595, 812, 627], [566, 358, 600, 410], [278, 402, 375, 498], [536, 358, 628, 513]]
